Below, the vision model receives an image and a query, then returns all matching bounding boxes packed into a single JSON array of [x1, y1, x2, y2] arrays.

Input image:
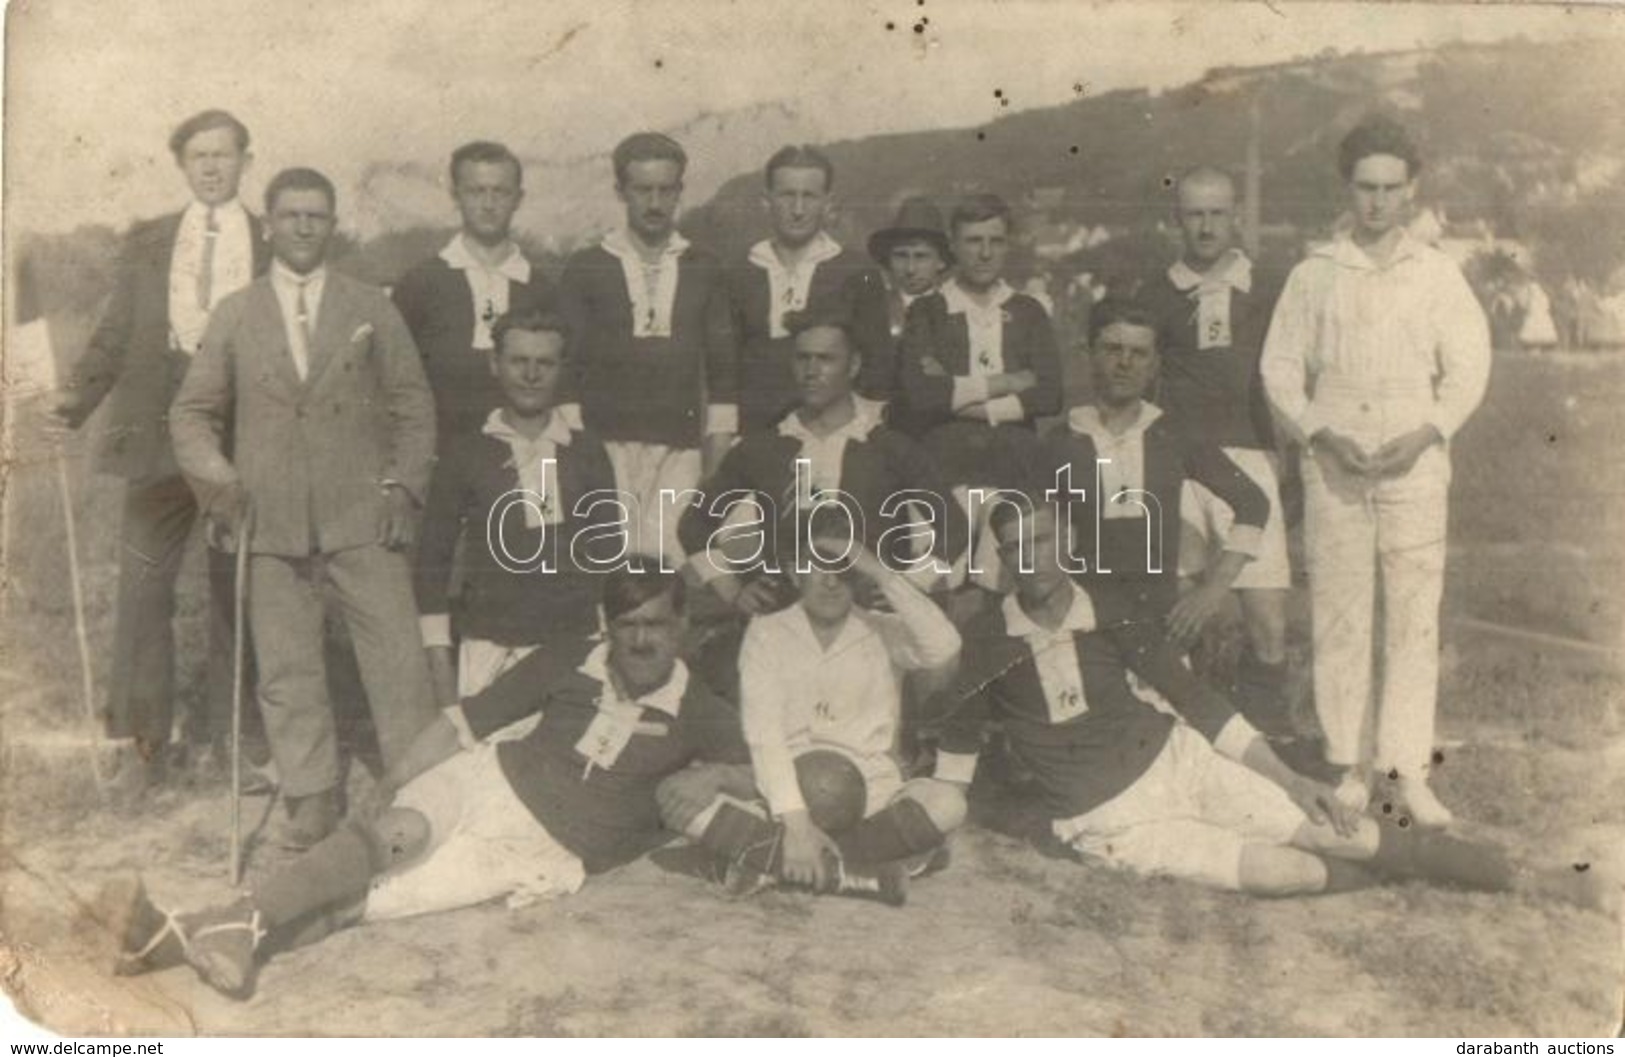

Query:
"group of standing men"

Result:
[[66, 108, 1611, 1001]]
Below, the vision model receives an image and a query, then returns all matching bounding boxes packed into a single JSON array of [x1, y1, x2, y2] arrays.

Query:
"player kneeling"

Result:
[[659, 517, 965, 906], [109, 569, 752, 998], [929, 500, 1618, 909]]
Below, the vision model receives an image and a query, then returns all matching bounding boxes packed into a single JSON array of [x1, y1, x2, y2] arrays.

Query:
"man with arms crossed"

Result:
[[1261, 117, 1491, 826]]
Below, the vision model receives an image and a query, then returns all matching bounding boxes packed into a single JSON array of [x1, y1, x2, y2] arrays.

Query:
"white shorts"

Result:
[[603, 440, 702, 566], [363, 744, 586, 922], [1052, 723, 1306, 890], [1178, 446, 1291, 590]]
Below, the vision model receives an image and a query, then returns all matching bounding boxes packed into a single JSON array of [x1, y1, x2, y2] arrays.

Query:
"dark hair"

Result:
[[613, 132, 688, 186], [450, 141, 523, 188], [1087, 297, 1159, 348], [764, 144, 835, 191], [1337, 115, 1423, 181], [491, 306, 571, 358], [987, 491, 1045, 541], [169, 110, 251, 158], [950, 193, 1014, 236], [791, 500, 864, 571], [264, 168, 336, 215], [602, 567, 686, 623]]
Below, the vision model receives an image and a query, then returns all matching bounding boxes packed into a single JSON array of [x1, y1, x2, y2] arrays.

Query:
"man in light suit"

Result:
[[172, 167, 439, 848], [52, 110, 270, 794]]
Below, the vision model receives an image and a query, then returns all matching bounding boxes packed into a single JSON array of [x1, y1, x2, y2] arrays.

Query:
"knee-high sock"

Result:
[[1368, 825, 1516, 892], [1317, 854, 1378, 894], [1235, 649, 1292, 738], [837, 799, 945, 866], [250, 823, 378, 928], [693, 797, 782, 874]]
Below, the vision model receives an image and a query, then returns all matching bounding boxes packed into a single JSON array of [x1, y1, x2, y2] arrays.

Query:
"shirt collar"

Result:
[[941, 276, 1015, 316], [777, 397, 881, 444], [577, 642, 688, 719], [185, 198, 246, 222], [602, 226, 689, 263], [748, 230, 842, 271], [481, 407, 574, 448], [1167, 248, 1252, 294], [1067, 401, 1162, 442], [440, 233, 531, 283], [1002, 581, 1097, 639], [1314, 229, 1425, 271], [271, 260, 325, 288]]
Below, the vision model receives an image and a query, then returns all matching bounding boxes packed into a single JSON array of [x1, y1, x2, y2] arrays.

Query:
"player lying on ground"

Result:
[[109, 569, 755, 999], [658, 523, 965, 905], [923, 501, 1617, 908]]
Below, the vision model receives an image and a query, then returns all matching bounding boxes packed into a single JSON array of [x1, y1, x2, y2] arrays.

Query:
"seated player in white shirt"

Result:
[[658, 511, 966, 905]]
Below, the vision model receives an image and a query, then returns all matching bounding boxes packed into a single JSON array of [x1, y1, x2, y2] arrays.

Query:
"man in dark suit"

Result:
[[52, 109, 269, 795], [171, 167, 439, 848], [391, 141, 554, 451]]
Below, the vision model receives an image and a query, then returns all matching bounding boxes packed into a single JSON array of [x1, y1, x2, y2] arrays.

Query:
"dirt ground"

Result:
[[3, 352, 1624, 1036]]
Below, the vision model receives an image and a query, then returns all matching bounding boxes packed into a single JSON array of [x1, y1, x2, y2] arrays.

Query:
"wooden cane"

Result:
[[230, 505, 253, 886], [53, 441, 105, 789]]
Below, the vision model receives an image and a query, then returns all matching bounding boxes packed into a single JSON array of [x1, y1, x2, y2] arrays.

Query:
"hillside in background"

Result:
[[16, 36, 1625, 332], [686, 36, 1625, 293]]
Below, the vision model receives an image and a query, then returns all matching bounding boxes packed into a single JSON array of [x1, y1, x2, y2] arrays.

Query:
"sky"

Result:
[[3, 0, 1620, 236]]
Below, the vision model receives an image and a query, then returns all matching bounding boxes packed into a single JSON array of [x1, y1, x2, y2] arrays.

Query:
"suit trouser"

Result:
[[1303, 442, 1450, 778], [106, 473, 260, 752], [249, 544, 437, 799]]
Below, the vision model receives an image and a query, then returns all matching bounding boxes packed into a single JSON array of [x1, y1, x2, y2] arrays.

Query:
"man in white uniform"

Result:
[[1261, 116, 1491, 825]]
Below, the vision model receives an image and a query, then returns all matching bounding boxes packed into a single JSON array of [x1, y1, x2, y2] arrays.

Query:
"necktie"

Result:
[[196, 207, 219, 311], [292, 278, 314, 380]]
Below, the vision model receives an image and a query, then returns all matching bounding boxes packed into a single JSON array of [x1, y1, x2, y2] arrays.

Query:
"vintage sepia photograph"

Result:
[[2, 0, 1623, 1038]]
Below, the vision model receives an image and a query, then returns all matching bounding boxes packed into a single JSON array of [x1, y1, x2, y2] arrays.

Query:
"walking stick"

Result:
[[53, 440, 106, 789], [230, 505, 253, 886]]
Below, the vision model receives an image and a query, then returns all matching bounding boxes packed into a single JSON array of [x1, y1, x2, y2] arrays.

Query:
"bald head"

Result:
[[1174, 166, 1239, 268]]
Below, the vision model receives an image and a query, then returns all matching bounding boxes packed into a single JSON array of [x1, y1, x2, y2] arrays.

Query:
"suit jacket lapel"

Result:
[[150, 212, 184, 280], [249, 215, 272, 275], [303, 276, 350, 392], [243, 281, 304, 394]]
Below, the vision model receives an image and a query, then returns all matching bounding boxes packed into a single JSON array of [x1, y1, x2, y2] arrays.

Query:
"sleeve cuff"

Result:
[[445, 705, 479, 751], [419, 614, 453, 648], [934, 751, 979, 785], [1223, 524, 1263, 558], [1296, 406, 1325, 446], [951, 375, 991, 411], [685, 551, 732, 585], [1213, 714, 1261, 761], [706, 403, 738, 437], [1423, 412, 1457, 444], [984, 394, 1025, 425]]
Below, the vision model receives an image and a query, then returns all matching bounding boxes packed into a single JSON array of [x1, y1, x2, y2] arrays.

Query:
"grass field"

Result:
[[1, 348, 1622, 1036]]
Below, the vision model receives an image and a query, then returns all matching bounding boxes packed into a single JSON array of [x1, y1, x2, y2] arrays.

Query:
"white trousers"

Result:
[[1302, 384, 1451, 779]]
